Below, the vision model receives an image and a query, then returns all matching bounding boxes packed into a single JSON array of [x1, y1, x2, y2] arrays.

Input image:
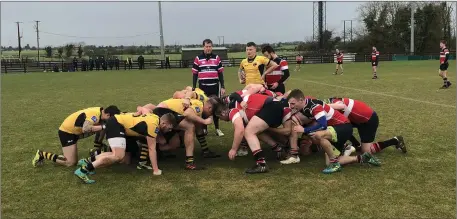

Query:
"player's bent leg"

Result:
[[310, 129, 342, 174], [179, 119, 204, 170], [281, 130, 301, 165], [195, 123, 220, 158], [258, 132, 286, 161], [244, 116, 270, 174]]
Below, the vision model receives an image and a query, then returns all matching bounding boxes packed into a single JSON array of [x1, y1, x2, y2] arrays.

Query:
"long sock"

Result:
[[80, 162, 94, 173], [335, 69, 338, 74], [85, 155, 96, 163], [139, 143, 149, 163], [374, 71, 377, 77], [356, 155, 363, 163], [197, 134, 209, 153], [289, 149, 299, 156], [329, 157, 338, 164], [349, 135, 361, 147], [214, 116, 220, 130], [252, 149, 266, 166], [370, 137, 399, 153], [271, 143, 282, 152], [185, 156, 194, 165], [42, 151, 59, 162], [444, 77, 448, 85]]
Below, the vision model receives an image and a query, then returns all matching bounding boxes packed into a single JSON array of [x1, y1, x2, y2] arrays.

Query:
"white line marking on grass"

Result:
[[290, 78, 456, 109]]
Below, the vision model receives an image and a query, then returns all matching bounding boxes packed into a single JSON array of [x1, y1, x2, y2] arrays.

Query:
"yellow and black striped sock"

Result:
[[139, 143, 149, 163], [185, 156, 194, 164], [196, 134, 208, 153], [42, 151, 58, 162]]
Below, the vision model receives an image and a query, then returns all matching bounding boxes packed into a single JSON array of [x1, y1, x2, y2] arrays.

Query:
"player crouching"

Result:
[[74, 112, 177, 184], [286, 90, 380, 174], [32, 106, 120, 168]]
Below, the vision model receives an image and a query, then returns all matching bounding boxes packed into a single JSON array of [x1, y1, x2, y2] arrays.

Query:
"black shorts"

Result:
[[330, 123, 353, 152], [371, 61, 378, 67], [58, 130, 79, 147], [105, 117, 139, 153], [255, 99, 286, 128], [337, 61, 343, 65], [125, 137, 139, 154], [267, 83, 285, 94], [153, 107, 184, 125], [354, 112, 379, 143], [199, 83, 220, 97], [297, 61, 302, 64], [440, 63, 449, 71]]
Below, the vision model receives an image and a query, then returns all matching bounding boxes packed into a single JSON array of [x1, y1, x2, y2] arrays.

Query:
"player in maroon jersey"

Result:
[[334, 49, 344, 75], [261, 45, 290, 94], [286, 89, 380, 173], [439, 40, 452, 89], [371, 47, 379, 79], [216, 93, 292, 174], [325, 97, 406, 154]]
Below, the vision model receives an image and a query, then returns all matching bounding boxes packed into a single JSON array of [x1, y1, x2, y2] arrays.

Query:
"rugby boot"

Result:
[[280, 155, 300, 165], [245, 163, 269, 174], [137, 161, 153, 170], [322, 162, 342, 174], [361, 152, 381, 166], [202, 149, 221, 158], [76, 159, 96, 175], [32, 150, 44, 167], [236, 146, 249, 157], [74, 168, 95, 184], [394, 136, 407, 153], [216, 129, 225, 137]]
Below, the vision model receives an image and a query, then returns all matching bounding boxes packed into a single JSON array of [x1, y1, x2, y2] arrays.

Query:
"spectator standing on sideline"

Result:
[[165, 56, 171, 69], [73, 57, 78, 71], [115, 57, 120, 70], [128, 57, 133, 70], [89, 57, 94, 71], [95, 57, 100, 71], [108, 57, 113, 70]]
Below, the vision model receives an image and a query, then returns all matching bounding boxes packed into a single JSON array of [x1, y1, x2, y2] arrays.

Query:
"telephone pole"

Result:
[[158, 1, 165, 61], [15, 21, 23, 58], [34, 20, 41, 63], [410, 3, 415, 55], [217, 36, 225, 46], [343, 20, 354, 45]]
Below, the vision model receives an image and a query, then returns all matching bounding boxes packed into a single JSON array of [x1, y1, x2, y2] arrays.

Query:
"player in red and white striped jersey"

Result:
[[371, 47, 380, 79], [261, 45, 290, 94], [334, 49, 344, 75], [216, 93, 292, 174], [286, 89, 380, 174], [439, 40, 452, 89], [326, 97, 406, 154]]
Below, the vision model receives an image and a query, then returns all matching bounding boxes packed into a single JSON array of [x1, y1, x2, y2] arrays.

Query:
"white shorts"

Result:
[[107, 137, 127, 149]]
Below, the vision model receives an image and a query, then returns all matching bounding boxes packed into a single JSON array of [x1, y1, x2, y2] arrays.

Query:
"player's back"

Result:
[[114, 113, 159, 137], [59, 107, 102, 134]]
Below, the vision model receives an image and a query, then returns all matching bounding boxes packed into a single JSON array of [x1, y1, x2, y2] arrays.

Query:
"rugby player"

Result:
[[295, 54, 303, 72], [139, 97, 221, 169], [217, 92, 292, 174], [371, 47, 379, 79], [192, 39, 226, 136], [238, 42, 278, 85], [32, 106, 121, 168], [334, 49, 344, 75], [74, 112, 177, 184], [286, 90, 380, 173], [439, 40, 452, 89], [261, 45, 290, 94], [325, 97, 406, 154]]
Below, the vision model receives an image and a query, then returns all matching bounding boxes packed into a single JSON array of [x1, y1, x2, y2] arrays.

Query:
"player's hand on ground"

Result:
[[293, 125, 304, 133], [204, 117, 213, 125], [271, 82, 279, 89], [153, 169, 162, 176], [228, 149, 237, 160], [220, 88, 226, 96]]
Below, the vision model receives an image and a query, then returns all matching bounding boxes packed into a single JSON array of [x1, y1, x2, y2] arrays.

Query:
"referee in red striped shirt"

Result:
[[192, 39, 226, 137]]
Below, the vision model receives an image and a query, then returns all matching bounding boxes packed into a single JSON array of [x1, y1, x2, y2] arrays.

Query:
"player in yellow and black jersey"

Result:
[[32, 106, 121, 168], [238, 42, 278, 85], [74, 112, 177, 184]]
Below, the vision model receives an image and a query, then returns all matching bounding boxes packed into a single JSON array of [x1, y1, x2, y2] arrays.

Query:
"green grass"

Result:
[[2, 60, 456, 219]]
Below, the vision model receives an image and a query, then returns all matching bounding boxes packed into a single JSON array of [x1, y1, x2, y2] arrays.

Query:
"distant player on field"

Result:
[[295, 54, 303, 72], [334, 49, 344, 75], [439, 40, 452, 89], [371, 47, 379, 79], [261, 45, 290, 94]]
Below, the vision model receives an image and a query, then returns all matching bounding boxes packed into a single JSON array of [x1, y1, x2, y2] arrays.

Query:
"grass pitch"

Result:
[[1, 60, 456, 218]]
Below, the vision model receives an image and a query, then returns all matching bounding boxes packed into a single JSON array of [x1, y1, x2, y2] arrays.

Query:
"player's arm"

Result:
[[326, 103, 345, 111], [182, 108, 210, 125], [303, 106, 327, 134], [231, 117, 245, 151], [444, 49, 450, 63], [238, 64, 245, 83], [262, 58, 279, 77], [217, 56, 225, 89], [82, 120, 104, 133], [268, 120, 292, 136], [242, 84, 264, 97], [192, 57, 200, 90], [146, 136, 160, 174], [277, 60, 290, 84]]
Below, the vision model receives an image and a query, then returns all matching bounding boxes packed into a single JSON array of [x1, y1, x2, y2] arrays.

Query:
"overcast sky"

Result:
[[1, 1, 363, 47]]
